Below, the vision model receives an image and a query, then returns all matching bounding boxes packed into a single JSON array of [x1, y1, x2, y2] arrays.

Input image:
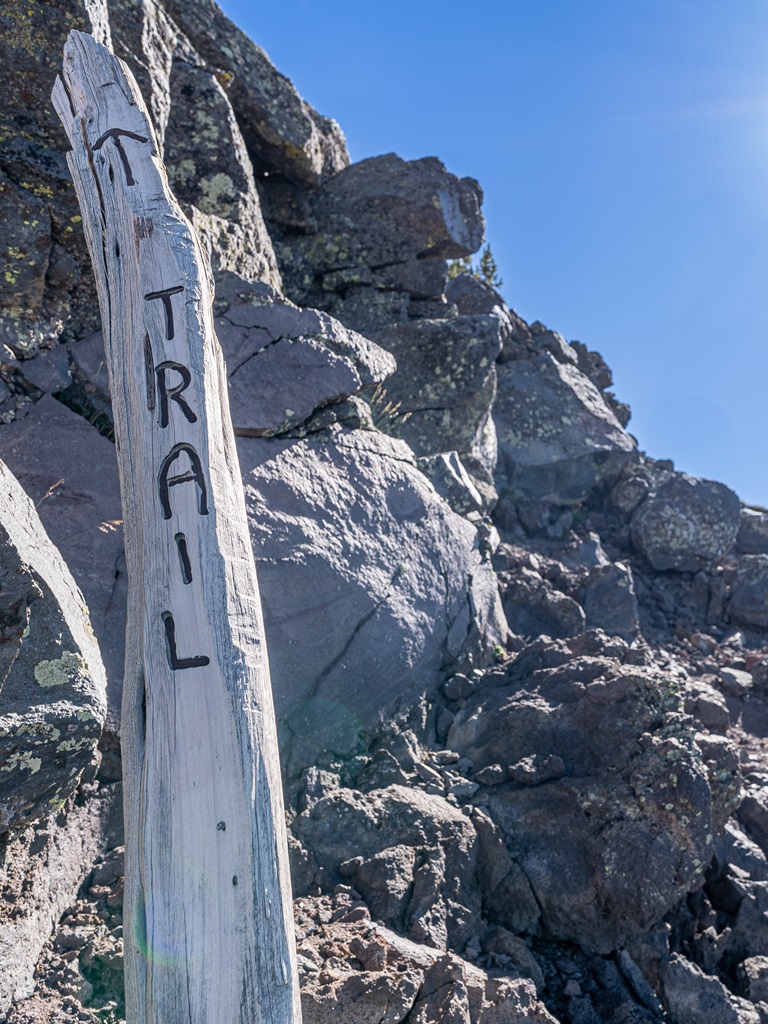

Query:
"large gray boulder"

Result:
[[0, 459, 107, 834], [446, 648, 713, 953], [494, 353, 635, 504], [631, 473, 741, 572], [237, 427, 507, 775]]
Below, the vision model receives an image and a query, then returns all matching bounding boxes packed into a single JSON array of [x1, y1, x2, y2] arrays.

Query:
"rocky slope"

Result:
[[3, 2, 768, 1023]]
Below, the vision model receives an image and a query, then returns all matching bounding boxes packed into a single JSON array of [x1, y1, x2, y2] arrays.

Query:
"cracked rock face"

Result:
[[214, 271, 395, 436], [163, 57, 282, 289], [0, 459, 106, 835], [237, 427, 507, 776], [275, 154, 483, 317], [0, 0, 109, 352], [161, 0, 349, 187], [294, 785, 481, 950]]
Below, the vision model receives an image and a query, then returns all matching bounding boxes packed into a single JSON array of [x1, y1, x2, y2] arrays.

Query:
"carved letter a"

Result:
[[157, 442, 209, 520]]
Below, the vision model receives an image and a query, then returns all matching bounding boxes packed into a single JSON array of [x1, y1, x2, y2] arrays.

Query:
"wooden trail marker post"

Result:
[[52, 32, 301, 1024]]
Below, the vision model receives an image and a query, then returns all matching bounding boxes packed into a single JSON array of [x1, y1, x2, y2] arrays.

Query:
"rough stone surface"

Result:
[[369, 315, 502, 468], [447, 650, 713, 953], [278, 154, 484, 310], [62, 273, 397, 440], [237, 427, 507, 774], [0, 0, 109, 350], [162, 0, 349, 186], [736, 508, 768, 555], [494, 353, 635, 504], [582, 561, 640, 640], [0, 458, 107, 834], [727, 556, 768, 630], [631, 474, 741, 573], [738, 957, 768, 1004], [294, 785, 480, 950], [215, 271, 395, 435], [295, 893, 557, 1024], [0, 397, 124, 729], [0, 786, 119, 1018], [499, 568, 586, 640], [416, 453, 484, 517], [163, 57, 282, 288], [662, 953, 760, 1024], [738, 786, 768, 859]]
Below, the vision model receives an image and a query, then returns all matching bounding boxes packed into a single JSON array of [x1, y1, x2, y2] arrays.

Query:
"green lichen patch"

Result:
[[34, 650, 87, 688]]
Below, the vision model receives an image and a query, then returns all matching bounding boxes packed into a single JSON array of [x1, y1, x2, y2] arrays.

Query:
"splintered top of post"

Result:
[[53, 30, 159, 164]]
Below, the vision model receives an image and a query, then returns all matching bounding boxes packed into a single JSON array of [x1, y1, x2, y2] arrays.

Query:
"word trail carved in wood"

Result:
[[52, 30, 301, 1024]]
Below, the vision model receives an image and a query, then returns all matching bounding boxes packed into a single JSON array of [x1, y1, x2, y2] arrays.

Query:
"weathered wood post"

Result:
[[52, 32, 301, 1024]]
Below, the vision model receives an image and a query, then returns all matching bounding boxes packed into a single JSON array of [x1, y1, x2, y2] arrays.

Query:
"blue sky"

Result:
[[220, 1, 768, 507]]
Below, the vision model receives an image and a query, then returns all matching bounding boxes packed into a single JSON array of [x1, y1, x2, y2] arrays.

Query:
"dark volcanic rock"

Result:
[[278, 154, 483, 310], [163, 58, 281, 288], [447, 652, 713, 953], [499, 568, 586, 640], [582, 561, 640, 640], [727, 555, 768, 630], [237, 427, 506, 774], [662, 953, 760, 1024], [293, 893, 557, 1024], [66, 273, 397, 439], [0, 459, 106, 835], [214, 272, 395, 435], [294, 785, 480, 950], [0, 0, 109, 350], [737, 508, 768, 555], [0, 786, 119, 1019], [369, 314, 502, 466], [494, 353, 635, 504], [162, 0, 349, 187], [631, 473, 741, 573]]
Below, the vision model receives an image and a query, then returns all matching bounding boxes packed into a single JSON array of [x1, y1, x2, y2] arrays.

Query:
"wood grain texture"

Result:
[[52, 31, 301, 1024]]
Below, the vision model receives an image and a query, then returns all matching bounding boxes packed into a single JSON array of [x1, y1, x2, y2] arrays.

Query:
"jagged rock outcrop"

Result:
[[272, 154, 482, 328], [368, 315, 501, 473], [0, 270, 507, 780], [494, 353, 635, 505], [161, 0, 349, 186], [0, 0, 110, 352], [0, 459, 107, 834], [446, 640, 716, 954]]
